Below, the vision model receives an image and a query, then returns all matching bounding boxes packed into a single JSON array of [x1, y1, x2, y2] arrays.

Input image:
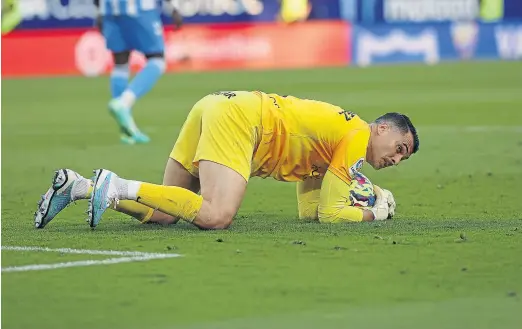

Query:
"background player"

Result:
[[94, 0, 183, 144], [35, 91, 418, 230]]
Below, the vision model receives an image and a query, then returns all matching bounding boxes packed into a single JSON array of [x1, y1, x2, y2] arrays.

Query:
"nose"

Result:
[[392, 154, 402, 165]]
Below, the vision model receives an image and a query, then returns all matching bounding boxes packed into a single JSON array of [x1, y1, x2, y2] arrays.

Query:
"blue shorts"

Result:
[[102, 11, 165, 55]]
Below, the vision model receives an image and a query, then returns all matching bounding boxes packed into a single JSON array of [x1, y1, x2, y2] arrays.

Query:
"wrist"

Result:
[[362, 209, 375, 222]]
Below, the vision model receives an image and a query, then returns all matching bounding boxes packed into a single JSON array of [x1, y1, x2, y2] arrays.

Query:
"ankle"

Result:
[[116, 177, 141, 201], [120, 90, 136, 109], [72, 178, 93, 201]]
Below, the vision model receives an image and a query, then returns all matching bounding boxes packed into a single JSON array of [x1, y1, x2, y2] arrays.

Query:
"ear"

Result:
[[377, 123, 390, 135]]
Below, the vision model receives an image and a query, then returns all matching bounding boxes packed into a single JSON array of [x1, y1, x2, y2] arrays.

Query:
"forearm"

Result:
[[318, 204, 374, 223], [318, 170, 376, 223]]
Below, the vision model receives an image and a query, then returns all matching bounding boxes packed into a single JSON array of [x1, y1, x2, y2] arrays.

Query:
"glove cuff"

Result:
[[371, 204, 389, 221]]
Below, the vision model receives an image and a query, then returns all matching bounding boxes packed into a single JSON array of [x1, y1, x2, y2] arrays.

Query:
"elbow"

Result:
[[298, 205, 319, 221]]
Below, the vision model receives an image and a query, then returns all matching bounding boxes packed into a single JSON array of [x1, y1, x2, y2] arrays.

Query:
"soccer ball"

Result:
[[348, 173, 376, 208]]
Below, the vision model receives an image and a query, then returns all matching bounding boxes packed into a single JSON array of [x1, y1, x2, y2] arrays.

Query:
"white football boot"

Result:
[[34, 169, 91, 229], [88, 169, 121, 228]]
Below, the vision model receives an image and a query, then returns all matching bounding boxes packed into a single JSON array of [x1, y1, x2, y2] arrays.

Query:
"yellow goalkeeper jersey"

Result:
[[252, 91, 370, 184]]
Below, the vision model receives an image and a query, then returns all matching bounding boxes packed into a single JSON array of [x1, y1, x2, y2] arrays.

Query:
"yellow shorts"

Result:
[[170, 91, 262, 182]]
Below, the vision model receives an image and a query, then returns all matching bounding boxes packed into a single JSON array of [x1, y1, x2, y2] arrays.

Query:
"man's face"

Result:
[[367, 123, 414, 170]]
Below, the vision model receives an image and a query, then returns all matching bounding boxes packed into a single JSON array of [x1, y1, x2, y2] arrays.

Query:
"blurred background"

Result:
[[2, 0, 521, 76]]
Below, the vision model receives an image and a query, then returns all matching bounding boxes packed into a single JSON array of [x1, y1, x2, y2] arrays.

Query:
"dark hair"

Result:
[[374, 113, 419, 153]]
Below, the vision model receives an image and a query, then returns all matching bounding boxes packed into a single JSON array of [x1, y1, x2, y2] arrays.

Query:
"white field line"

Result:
[[1, 246, 182, 273], [1, 245, 175, 257]]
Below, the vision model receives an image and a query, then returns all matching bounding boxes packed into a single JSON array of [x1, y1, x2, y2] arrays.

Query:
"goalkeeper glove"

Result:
[[370, 201, 390, 221], [382, 188, 396, 219], [372, 185, 395, 220]]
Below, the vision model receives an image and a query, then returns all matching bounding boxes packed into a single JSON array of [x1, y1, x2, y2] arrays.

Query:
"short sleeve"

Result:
[[328, 128, 370, 184]]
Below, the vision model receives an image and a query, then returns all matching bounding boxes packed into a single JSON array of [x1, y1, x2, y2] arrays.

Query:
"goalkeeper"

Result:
[[35, 91, 419, 229]]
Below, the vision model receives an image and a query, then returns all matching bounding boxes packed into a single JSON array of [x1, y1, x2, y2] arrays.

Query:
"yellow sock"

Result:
[[84, 179, 154, 223], [113, 200, 154, 223], [137, 183, 203, 222]]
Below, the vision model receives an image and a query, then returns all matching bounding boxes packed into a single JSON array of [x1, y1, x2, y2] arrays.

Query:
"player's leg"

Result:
[[102, 15, 130, 98], [89, 161, 246, 229], [110, 51, 131, 99], [90, 92, 202, 226], [108, 11, 166, 144], [192, 161, 247, 228], [122, 11, 166, 108], [101, 15, 145, 143], [296, 178, 322, 220], [138, 158, 200, 225], [119, 51, 165, 112], [34, 98, 202, 229], [138, 93, 207, 225], [135, 160, 246, 229], [183, 92, 259, 228], [89, 92, 261, 229], [34, 161, 199, 228], [107, 159, 245, 229]]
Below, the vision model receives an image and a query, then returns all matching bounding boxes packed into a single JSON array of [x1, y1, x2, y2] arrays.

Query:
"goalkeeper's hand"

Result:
[[373, 185, 396, 220], [370, 199, 389, 221], [382, 188, 396, 219]]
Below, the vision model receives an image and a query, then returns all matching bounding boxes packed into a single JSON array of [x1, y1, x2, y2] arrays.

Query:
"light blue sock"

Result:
[[127, 58, 166, 99], [110, 64, 129, 98]]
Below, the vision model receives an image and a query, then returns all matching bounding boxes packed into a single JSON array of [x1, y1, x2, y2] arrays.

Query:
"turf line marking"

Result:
[[1, 245, 176, 257], [1, 246, 182, 273]]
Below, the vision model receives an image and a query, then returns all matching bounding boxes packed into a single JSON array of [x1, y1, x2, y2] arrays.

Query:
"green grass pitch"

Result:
[[2, 61, 522, 329]]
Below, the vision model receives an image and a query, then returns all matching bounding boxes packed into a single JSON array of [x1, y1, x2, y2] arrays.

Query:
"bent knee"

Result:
[[199, 209, 235, 230], [298, 207, 319, 221]]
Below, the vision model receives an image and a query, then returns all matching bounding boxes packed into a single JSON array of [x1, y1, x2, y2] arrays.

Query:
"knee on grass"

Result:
[[197, 207, 236, 230]]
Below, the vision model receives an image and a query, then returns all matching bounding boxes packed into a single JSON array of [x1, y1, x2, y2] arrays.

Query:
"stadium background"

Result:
[[3, 0, 522, 76]]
